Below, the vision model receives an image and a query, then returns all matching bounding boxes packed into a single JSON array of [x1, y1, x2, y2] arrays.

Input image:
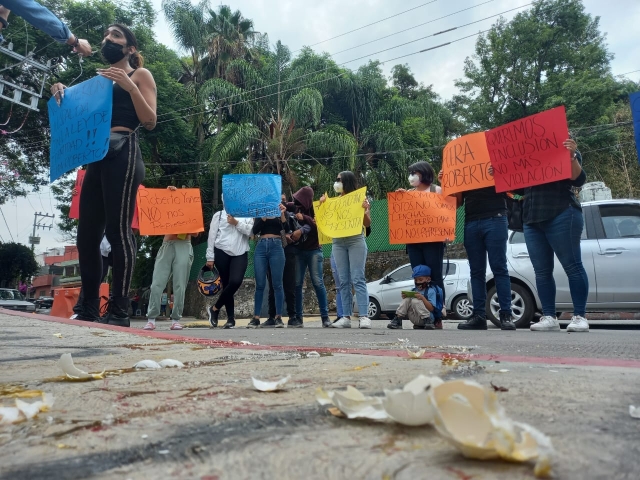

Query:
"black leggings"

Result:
[[214, 248, 248, 320], [77, 133, 144, 302]]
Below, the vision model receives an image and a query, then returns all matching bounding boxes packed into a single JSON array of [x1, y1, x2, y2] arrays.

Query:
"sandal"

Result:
[[170, 322, 183, 330], [143, 321, 156, 330]]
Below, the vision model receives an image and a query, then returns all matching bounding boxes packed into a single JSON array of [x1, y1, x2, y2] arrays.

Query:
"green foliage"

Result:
[[0, 243, 39, 287]]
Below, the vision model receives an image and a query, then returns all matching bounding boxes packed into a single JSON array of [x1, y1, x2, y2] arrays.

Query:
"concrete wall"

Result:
[[182, 245, 467, 319]]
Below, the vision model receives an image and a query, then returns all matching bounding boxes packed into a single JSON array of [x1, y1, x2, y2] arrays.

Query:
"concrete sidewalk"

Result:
[[1, 310, 639, 480]]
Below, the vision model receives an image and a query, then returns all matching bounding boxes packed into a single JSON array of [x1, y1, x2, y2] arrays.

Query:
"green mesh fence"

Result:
[[189, 200, 465, 281]]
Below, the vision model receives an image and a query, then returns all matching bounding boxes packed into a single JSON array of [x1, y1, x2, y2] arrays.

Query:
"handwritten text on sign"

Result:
[[136, 188, 204, 235], [388, 191, 457, 244], [48, 76, 113, 182], [316, 187, 367, 239], [222, 174, 281, 218], [313, 200, 332, 245], [441, 132, 495, 196], [68, 169, 86, 219], [486, 106, 571, 192], [630, 91, 640, 166]]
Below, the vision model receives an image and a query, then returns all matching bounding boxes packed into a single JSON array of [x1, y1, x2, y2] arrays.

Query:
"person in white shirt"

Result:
[[206, 204, 253, 329]]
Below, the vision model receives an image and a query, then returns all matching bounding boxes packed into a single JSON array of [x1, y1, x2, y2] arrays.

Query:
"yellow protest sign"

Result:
[[316, 187, 367, 239], [313, 200, 332, 244]]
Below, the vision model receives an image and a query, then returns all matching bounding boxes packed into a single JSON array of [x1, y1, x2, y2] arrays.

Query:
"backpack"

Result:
[[428, 283, 444, 320]]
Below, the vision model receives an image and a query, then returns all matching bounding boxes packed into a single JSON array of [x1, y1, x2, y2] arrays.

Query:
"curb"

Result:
[[3, 308, 640, 369]]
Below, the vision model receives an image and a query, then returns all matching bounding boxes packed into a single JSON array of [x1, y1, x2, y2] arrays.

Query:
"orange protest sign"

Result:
[[441, 132, 495, 196], [136, 188, 204, 235], [388, 191, 457, 244]]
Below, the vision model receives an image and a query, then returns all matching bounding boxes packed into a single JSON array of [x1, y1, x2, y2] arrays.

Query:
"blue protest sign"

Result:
[[631, 91, 640, 166], [222, 174, 282, 217], [48, 76, 113, 182]]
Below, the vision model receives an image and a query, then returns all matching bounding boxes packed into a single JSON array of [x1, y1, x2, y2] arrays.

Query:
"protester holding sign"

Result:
[[290, 186, 331, 328], [143, 187, 198, 331], [50, 24, 157, 326], [521, 138, 590, 333], [395, 161, 446, 327], [247, 204, 291, 328], [438, 169, 516, 331], [205, 198, 254, 329], [319, 171, 372, 329]]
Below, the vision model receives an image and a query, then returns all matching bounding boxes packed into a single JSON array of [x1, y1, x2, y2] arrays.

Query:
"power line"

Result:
[[0, 206, 15, 242], [329, 0, 498, 57], [294, 0, 440, 52], [615, 69, 640, 78]]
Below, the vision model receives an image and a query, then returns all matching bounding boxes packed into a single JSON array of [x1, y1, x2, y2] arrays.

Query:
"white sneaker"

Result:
[[330, 317, 352, 328], [567, 315, 589, 332], [359, 317, 372, 329], [530, 316, 560, 332]]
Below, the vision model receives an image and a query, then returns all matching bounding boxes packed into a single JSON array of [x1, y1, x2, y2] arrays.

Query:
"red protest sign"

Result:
[[68, 169, 85, 219], [485, 106, 571, 193]]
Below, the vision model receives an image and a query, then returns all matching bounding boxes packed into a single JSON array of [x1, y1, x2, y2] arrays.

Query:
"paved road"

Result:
[[2, 310, 640, 480]]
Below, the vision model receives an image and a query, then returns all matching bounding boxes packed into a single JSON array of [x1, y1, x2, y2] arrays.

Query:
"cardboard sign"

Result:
[[631, 91, 640, 166], [222, 174, 281, 218], [486, 106, 571, 192], [313, 200, 332, 245], [48, 76, 113, 182], [136, 188, 204, 235], [68, 169, 86, 219], [316, 187, 367, 239], [441, 132, 495, 196], [388, 191, 457, 244]]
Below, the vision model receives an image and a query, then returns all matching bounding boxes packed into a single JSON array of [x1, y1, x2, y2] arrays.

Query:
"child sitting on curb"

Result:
[[387, 265, 438, 330]]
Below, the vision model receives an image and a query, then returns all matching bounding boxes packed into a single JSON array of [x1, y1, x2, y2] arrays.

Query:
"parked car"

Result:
[[0, 288, 36, 313], [359, 260, 472, 320], [34, 296, 54, 310], [476, 199, 640, 328]]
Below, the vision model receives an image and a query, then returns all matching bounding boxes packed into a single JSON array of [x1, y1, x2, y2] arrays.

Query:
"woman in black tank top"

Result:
[[50, 24, 157, 327]]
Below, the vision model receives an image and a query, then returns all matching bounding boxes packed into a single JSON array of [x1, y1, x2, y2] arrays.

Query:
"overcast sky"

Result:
[[1, 0, 638, 254]]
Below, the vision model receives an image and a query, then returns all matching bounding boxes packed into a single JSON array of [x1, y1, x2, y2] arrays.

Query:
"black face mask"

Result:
[[415, 282, 427, 291], [101, 40, 127, 64]]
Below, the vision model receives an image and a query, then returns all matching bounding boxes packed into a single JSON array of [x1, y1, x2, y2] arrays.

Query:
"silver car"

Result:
[[0, 288, 36, 313], [361, 260, 472, 320], [478, 199, 640, 328]]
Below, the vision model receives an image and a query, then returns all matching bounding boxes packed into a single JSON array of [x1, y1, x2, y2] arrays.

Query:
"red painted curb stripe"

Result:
[[4, 308, 640, 369]]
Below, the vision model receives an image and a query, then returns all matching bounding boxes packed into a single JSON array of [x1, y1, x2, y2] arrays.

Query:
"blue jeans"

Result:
[[296, 249, 329, 319], [332, 234, 368, 317], [464, 215, 512, 317], [524, 206, 588, 317], [1, 0, 71, 43], [330, 254, 343, 318], [253, 238, 285, 317]]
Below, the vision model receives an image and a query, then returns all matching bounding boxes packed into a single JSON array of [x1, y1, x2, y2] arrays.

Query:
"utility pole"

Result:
[[29, 212, 55, 251]]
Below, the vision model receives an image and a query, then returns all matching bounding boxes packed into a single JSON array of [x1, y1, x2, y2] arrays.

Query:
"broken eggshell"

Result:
[[58, 353, 105, 380], [134, 360, 162, 370], [630, 405, 640, 419], [251, 375, 290, 392], [429, 379, 554, 478], [382, 375, 443, 426], [158, 359, 184, 369], [318, 385, 389, 422], [0, 393, 55, 424]]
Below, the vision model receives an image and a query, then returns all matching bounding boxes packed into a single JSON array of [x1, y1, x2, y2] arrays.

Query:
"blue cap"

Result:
[[412, 265, 431, 278]]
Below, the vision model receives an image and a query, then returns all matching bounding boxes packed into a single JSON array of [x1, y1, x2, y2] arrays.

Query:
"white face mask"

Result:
[[408, 174, 421, 187], [333, 182, 343, 193]]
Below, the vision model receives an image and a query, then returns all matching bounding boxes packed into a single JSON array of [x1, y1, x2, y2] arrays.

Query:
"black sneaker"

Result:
[[321, 316, 332, 328], [102, 297, 130, 328], [457, 314, 488, 330], [420, 317, 435, 330], [208, 306, 219, 328], [222, 318, 235, 329], [288, 317, 303, 328], [386, 316, 403, 329], [259, 317, 276, 328], [499, 312, 516, 331], [74, 299, 100, 322], [434, 319, 443, 330], [247, 318, 260, 329], [274, 317, 285, 328]]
